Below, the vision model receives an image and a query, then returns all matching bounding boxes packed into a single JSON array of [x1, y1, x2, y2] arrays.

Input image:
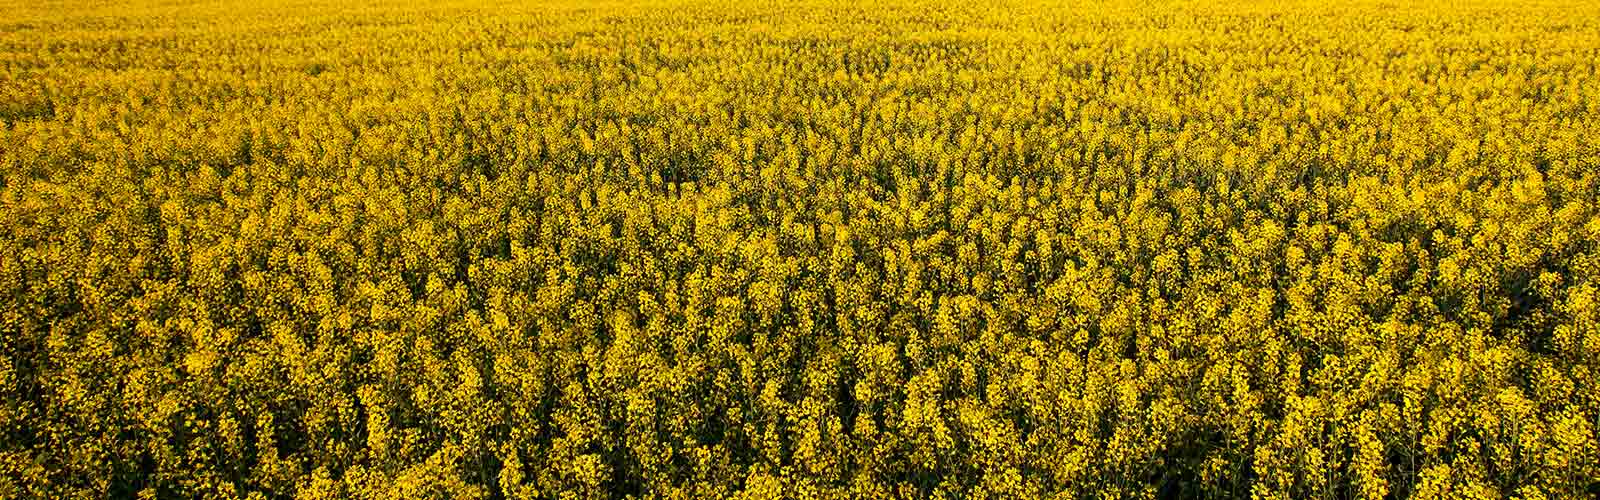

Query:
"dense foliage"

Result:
[[3, 0, 1599, 498]]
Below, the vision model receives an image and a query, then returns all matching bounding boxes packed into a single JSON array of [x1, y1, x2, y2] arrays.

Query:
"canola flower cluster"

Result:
[[2, 0, 1599, 498]]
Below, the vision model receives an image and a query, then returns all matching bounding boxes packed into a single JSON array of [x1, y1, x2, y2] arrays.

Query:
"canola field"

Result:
[[2, 0, 1599, 498]]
